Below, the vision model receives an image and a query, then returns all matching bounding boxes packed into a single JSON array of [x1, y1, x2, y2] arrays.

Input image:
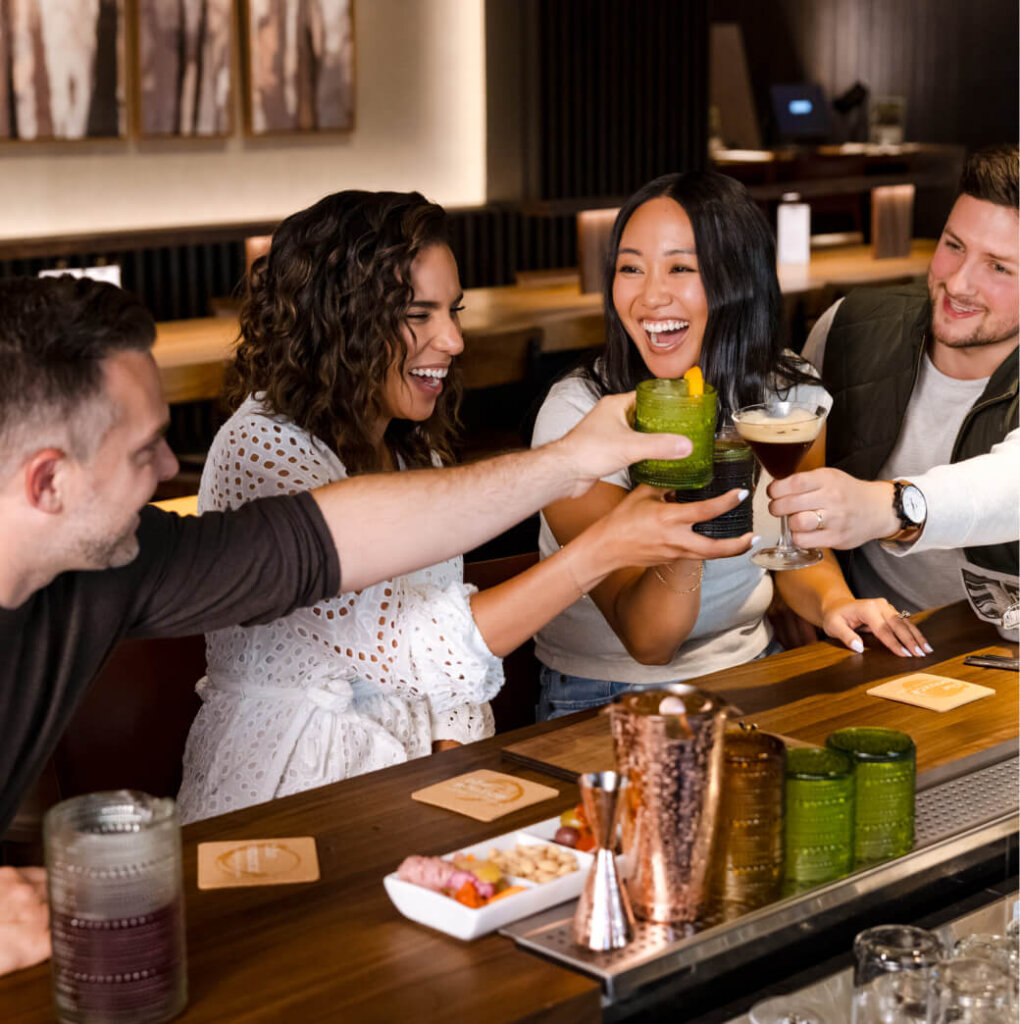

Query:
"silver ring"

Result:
[[898, 609, 911, 619], [813, 509, 825, 531]]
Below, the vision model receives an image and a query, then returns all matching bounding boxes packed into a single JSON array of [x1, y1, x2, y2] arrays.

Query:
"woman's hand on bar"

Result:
[[0, 866, 50, 978], [820, 597, 933, 658]]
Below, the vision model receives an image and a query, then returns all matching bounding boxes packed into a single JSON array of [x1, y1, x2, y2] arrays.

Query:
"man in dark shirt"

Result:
[[0, 275, 699, 973]]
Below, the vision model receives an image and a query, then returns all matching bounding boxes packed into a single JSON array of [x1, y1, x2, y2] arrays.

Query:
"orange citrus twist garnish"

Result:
[[683, 366, 704, 396]]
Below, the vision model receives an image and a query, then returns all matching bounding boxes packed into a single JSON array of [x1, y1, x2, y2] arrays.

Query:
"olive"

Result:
[[554, 826, 580, 848]]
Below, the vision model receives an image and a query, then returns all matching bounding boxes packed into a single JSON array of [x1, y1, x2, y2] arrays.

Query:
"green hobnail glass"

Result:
[[782, 746, 855, 894], [631, 378, 717, 489], [826, 727, 916, 867]]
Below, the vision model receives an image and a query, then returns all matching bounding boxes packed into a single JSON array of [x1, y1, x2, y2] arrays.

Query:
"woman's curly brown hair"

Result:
[[227, 190, 462, 474]]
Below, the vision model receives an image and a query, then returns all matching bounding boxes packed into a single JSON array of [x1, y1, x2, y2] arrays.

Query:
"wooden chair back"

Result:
[[463, 551, 541, 733], [577, 208, 619, 293], [244, 234, 272, 273], [52, 635, 206, 800]]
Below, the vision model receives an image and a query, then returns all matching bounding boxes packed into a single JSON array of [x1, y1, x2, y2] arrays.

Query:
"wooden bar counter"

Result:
[[2, 603, 1014, 1022]]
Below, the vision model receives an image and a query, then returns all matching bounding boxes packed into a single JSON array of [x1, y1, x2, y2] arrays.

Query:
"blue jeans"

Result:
[[536, 639, 784, 722], [536, 666, 636, 721]]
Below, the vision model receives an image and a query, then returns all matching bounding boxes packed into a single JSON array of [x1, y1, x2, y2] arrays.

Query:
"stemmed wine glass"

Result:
[[731, 401, 829, 570]]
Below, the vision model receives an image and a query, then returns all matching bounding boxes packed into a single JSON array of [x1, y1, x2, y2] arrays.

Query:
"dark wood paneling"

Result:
[[533, 0, 709, 200], [710, 0, 1018, 150]]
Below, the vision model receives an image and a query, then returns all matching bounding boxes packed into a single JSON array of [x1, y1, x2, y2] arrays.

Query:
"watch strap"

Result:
[[884, 480, 924, 545]]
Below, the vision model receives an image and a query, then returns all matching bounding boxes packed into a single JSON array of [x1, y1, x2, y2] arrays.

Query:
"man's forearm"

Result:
[[311, 391, 692, 592], [313, 444, 573, 592]]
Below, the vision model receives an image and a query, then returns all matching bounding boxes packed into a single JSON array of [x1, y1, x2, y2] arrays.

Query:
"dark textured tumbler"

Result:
[[45, 791, 187, 1024]]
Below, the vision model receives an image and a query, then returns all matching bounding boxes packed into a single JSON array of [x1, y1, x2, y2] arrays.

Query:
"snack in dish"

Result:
[[383, 821, 597, 939], [486, 843, 577, 883], [396, 854, 526, 908], [554, 803, 596, 851]]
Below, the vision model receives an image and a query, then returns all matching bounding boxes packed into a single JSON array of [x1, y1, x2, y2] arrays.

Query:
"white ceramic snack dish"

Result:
[[383, 820, 593, 940]]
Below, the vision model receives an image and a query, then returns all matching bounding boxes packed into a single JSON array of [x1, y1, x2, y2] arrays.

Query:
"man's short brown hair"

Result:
[[0, 276, 155, 472], [959, 144, 1019, 210]]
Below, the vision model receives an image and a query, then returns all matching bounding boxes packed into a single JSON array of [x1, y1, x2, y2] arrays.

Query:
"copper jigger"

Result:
[[572, 771, 635, 951], [609, 686, 730, 924]]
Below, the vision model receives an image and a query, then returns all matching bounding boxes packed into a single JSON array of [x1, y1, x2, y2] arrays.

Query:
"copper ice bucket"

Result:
[[609, 685, 730, 923]]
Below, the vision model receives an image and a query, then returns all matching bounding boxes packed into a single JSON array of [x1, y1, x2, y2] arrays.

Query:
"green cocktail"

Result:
[[782, 746, 855, 894], [631, 378, 717, 488], [826, 727, 916, 866]]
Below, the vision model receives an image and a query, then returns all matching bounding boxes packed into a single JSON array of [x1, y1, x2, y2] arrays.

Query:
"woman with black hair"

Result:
[[532, 171, 930, 719], [176, 189, 751, 821]]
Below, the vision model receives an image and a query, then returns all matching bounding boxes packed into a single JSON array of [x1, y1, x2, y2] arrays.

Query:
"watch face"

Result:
[[902, 484, 926, 524]]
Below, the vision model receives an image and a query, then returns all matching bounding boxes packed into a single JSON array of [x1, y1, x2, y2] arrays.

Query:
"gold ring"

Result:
[[898, 609, 911, 619], [813, 509, 825, 530]]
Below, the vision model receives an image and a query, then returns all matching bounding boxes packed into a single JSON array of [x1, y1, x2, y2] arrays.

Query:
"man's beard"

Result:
[[77, 523, 140, 570], [931, 305, 1019, 350]]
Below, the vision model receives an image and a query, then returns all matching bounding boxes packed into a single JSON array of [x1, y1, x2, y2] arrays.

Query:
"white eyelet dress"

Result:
[[176, 397, 501, 823]]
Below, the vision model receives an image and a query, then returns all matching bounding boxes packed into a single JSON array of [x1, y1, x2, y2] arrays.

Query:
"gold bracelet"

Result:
[[652, 563, 703, 595]]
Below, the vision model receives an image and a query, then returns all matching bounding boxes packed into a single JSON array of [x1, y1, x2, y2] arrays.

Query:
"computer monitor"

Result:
[[770, 83, 831, 143]]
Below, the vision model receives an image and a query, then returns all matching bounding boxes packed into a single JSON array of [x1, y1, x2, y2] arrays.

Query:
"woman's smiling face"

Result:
[[378, 243, 465, 426], [611, 196, 709, 379]]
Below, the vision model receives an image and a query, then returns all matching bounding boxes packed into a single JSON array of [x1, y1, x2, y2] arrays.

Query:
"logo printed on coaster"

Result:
[[198, 836, 320, 889], [867, 673, 996, 712], [411, 769, 558, 821]]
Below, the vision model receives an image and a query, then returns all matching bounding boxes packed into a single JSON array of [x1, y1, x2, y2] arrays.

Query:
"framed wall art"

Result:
[[0, 0, 125, 140], [244, 0, 354, 135], [137, 0, 234, 137]]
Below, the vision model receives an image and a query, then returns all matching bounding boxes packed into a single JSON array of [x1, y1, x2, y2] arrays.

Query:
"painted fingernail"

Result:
[[737, 489, 750, 502], [901, 646, 912, 657], [750, 535, 761, 544], [850, 640, 864, 653], [923, 643, 933, 653], [914, 646, 925, 657]]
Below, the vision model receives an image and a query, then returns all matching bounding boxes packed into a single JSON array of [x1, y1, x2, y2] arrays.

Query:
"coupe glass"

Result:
[[731, 401, 828, 570]]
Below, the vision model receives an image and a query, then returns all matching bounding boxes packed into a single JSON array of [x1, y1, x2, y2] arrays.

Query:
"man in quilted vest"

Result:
[[768, 144, 1018, 615]]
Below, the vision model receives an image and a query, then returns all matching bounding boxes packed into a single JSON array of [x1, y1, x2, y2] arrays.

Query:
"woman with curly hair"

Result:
[[176, 189, 752, 822]]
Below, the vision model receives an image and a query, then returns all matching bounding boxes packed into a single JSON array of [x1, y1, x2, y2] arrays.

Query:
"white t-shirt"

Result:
[[804, 300, 1018, 611], [530, 371, 829, 684]]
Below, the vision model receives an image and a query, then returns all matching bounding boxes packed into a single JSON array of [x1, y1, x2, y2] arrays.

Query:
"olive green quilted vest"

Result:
[[823, 282, 1018, 575]]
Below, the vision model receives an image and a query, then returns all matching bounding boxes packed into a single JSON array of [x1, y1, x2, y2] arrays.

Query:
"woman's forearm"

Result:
[[467, 532, 607, 658], [774, 550, 854, 626], [601, 563, 702, 664]]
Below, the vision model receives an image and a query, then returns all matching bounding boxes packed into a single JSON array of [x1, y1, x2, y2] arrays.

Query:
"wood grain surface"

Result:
[[1, 739, 600, 1023], [3, 602, 1010, 1023], [502, 603, 1015, 781]]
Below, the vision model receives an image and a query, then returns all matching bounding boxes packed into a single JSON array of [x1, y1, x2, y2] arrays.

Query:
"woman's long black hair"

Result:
[[584, 171, 816, 419]]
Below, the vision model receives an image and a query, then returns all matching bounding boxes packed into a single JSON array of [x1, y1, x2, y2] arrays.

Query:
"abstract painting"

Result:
[[0, 0, 125, 140], [138, 0, 234, 137], [244, 0, 354, 135]]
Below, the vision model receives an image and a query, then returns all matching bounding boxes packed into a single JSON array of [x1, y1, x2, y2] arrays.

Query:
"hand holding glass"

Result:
[[731, 401, 828, 570], [632, 378, 717, 489]]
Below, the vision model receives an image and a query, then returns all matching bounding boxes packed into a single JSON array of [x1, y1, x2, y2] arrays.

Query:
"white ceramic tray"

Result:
[[383, 817, 592, 940]]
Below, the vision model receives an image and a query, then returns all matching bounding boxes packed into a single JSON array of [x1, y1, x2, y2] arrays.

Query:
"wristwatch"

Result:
[[883, 480, 927, 545]]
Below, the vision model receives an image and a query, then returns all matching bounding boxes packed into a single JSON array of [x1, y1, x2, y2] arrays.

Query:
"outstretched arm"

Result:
[[313, 392, 693, 592], [769, 427, 1020, 553], [539, 482, 753, 665], [471, 485, 753, 658]]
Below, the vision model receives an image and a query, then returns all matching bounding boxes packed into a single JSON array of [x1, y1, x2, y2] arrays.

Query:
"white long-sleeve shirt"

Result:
[[804, 300, 1018, 611], [804, 300, 1019, 556]]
